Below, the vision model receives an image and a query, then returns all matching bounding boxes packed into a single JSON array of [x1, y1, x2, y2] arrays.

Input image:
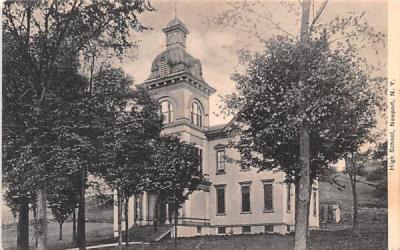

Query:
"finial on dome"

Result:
[[174, 0, 177, 18]]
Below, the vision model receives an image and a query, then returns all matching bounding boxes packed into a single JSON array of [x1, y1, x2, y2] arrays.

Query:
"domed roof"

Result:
[[166, 17, 186, 29], [148, 46, 202, 80], [163, 17, 189, 34]]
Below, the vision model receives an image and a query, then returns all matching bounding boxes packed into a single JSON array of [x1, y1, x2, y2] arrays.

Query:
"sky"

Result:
[[113, 0, 388, 127]]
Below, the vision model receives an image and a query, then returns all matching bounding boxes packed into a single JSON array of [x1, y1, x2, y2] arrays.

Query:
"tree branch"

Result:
[[247, 7, 297, 39], [309, 0, 328, 33], [229, 25, 267, 43]]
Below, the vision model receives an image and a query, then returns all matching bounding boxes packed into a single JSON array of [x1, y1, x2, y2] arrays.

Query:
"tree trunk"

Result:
[[306, 183, 313, 238], [17, 201, 29, 250], [77, 166, 86, 249], [174, 207, 178, 250], [37, 189, 48, 250], [117, 191, 122, 250], [346, 156, 359, 234], [294, 1, 311, 250], [295, 180, 299, 226], [154, 195, 159, 233], [351, 175, 359, 234], [294, 129, 310, 250], [59, 223, 63, 240], [33, 206, 38, 247], [72, 208, 77, 246], [125, 196, 129, 248]]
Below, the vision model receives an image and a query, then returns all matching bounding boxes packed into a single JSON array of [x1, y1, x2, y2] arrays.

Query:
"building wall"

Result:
[[207, 136, 320, 232], [149, 82, 211, 130], [113, 69, 320, 236], [207, 137, 288, 228]]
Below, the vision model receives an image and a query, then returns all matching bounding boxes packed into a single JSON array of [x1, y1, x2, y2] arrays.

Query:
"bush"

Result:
[[374, 177, 387, 202], [366, 167, 386, 182]]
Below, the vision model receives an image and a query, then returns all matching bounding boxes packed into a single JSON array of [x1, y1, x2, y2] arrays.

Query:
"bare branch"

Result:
[[328, 33, 359, 45], [247, 7, 297, 39], [229, 25, 268, 43], [309, 0, 329, 32]]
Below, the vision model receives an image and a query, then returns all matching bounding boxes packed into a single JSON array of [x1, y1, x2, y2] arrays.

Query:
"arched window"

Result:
[[160, 100, 174, 124], [191, 101, 202, 127]]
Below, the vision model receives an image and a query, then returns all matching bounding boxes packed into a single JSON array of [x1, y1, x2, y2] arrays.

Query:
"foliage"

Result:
[[2, 0, 154, 97], [370, 140, 387, 200], [144, 135, 203, 210], [2, 0, 156, 194], [344, 150, 370, 177], [95, 67, 163, 197], [224, 34, 383, 184], [374, 177, 387, 202], [2, 31, 39, 214], [3, 1, 154, 247], [372, 141, 388, 168], [212, 1, 386, 59], [366, 167, 386, 182], [47, 184, 78, 226]]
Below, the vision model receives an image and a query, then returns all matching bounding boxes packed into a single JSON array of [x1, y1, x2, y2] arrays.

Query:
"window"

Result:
[[216, 186, 225, 214], [197, 226, 202, 234], [159, 100, 173, 124], [241, 183, 251, 213], [159, 59, 169, 77], [265, 225, 273, 233], [216, 150, 226, 174], [217, 227, 226, 234], [313, 189, 317, 216], [287, 184, 291, 212], [242, 226, 251, 234], [263, 182, 273, 211], [197, 148, 203, 173], [191, 102, 202, 127], [287, 225, 291, 233], [192, 63, 201, 78]]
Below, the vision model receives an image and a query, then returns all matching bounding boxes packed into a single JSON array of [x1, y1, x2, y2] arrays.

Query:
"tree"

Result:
[[2, 146, 38, 250], [344, 150, 370, 234], [3, 1, 154, 249], [371, 141, 387, 203], [47, 154, 80, 242], [215, 1, 385, 248], [222, 22, 383, 250], [94, 68, 163, 250], [3, 30, 40, 250], [144, 135, 202, 250], [47, 185, 78, 240]]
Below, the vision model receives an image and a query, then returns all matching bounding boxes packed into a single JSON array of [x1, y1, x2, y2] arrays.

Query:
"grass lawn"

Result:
[[3, 188, 387, 250], [95, 209, 387, 250], [2, 221, 114, 250], [2, 198, 114, 250], [96, 228, 387, 250]]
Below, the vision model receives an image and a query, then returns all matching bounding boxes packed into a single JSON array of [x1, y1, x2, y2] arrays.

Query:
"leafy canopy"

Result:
[[143, 135, 203, 209], [225, 34, 383, 183], [95, 68, 163, 196]]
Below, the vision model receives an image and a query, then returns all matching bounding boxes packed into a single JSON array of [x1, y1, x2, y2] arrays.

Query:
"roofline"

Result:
[[162, 24, 189, 35], [139, 71, 216, 96]]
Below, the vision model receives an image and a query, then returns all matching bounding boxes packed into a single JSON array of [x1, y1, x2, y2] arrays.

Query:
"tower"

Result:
[[141, 17, 216, 156], [136, 17, 214, 227]]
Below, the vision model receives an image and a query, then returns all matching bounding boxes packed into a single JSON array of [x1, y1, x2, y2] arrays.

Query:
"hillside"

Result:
[[319, 172, 385, 215]]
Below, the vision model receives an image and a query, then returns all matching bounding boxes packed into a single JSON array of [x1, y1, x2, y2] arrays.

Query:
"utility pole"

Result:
[[294, 0, 312, 250]]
